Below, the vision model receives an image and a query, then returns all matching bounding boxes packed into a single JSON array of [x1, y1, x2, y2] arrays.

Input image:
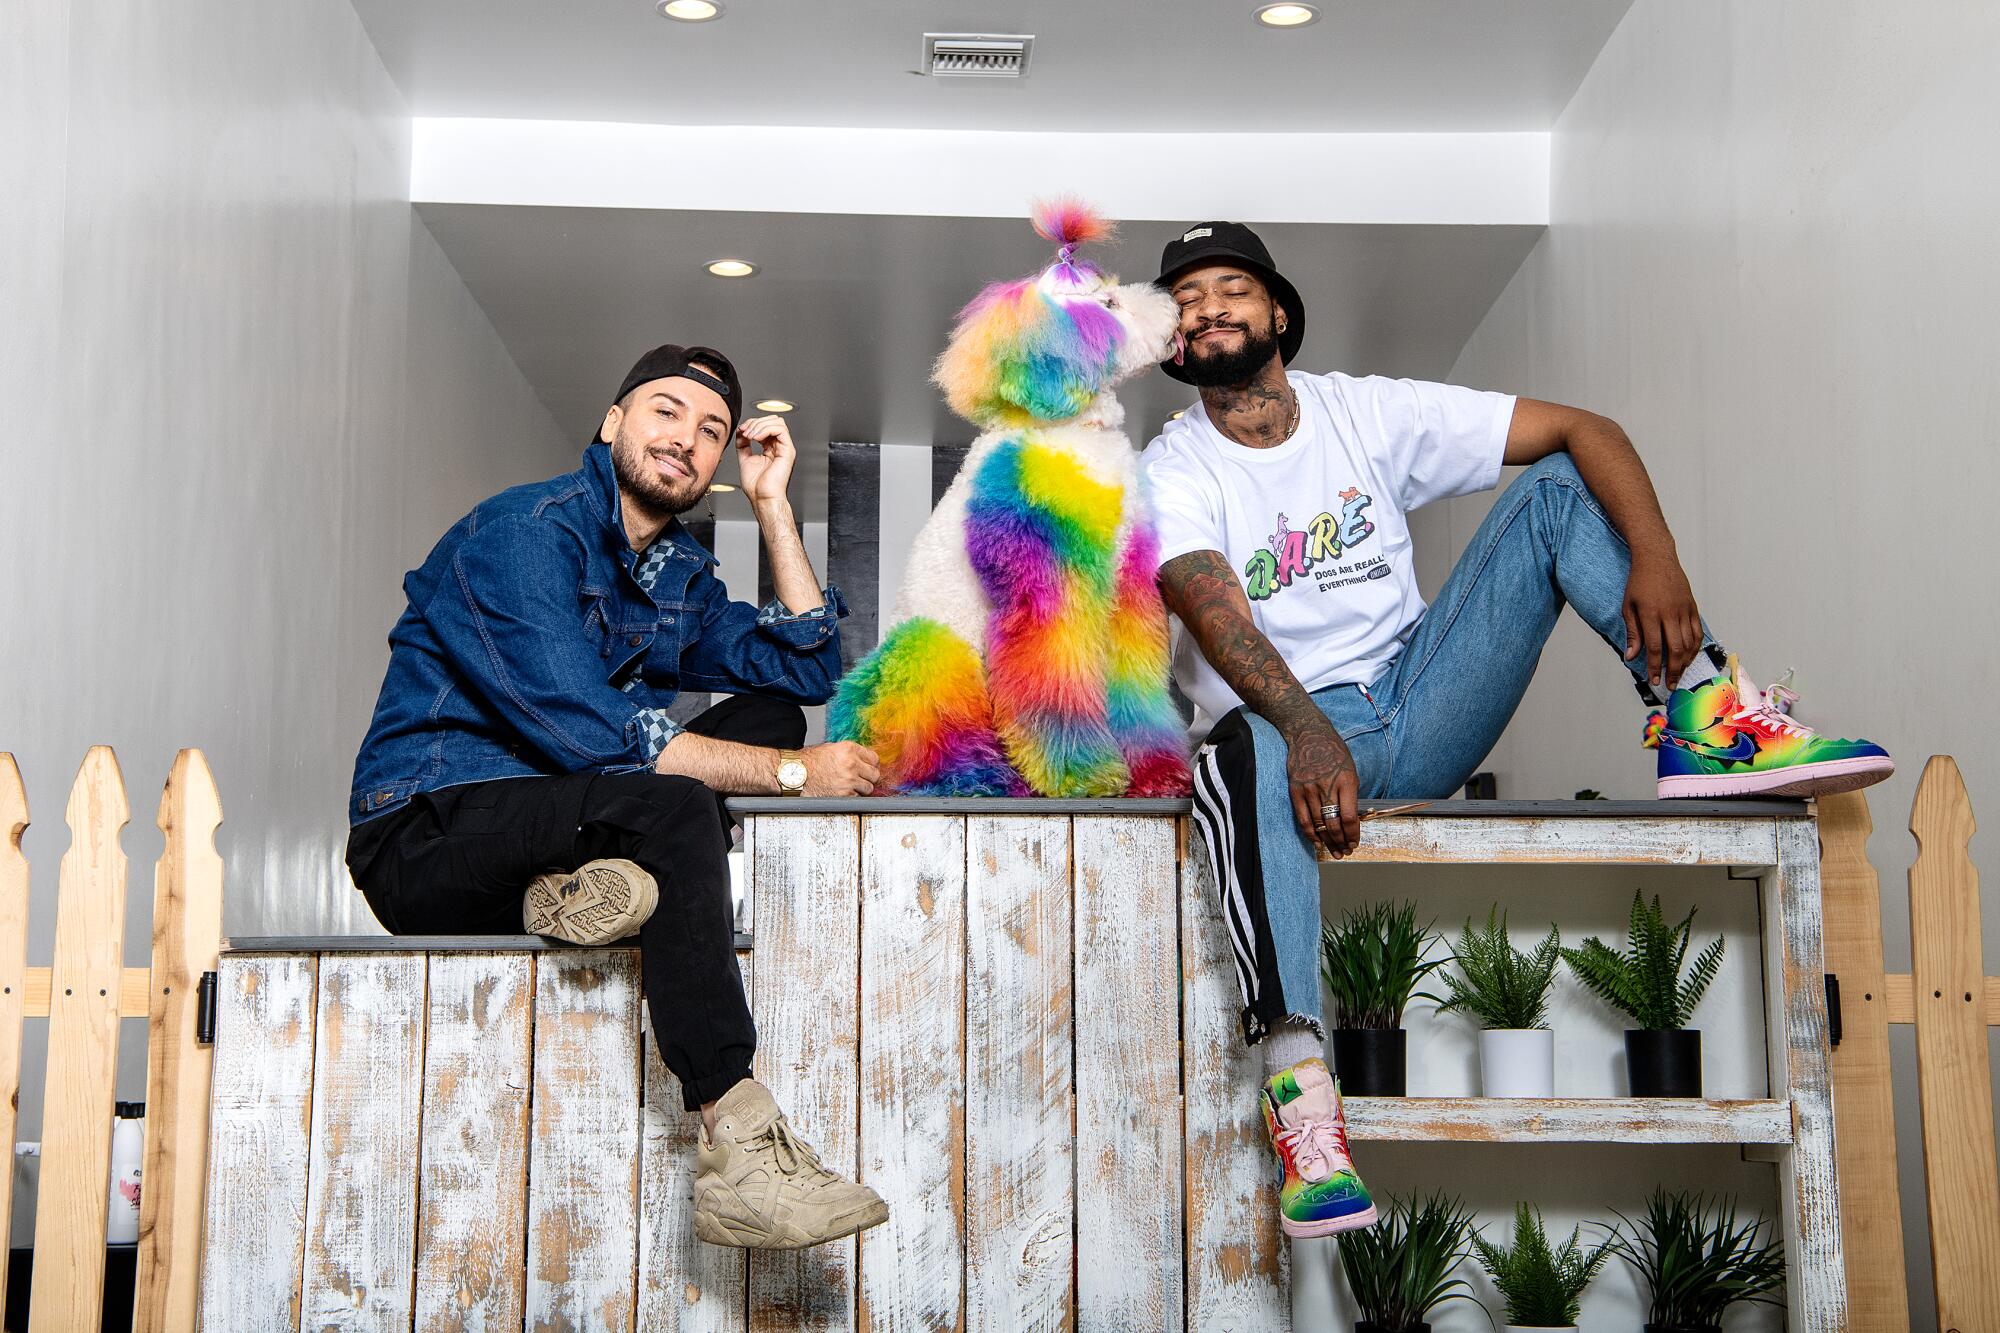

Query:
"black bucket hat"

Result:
[[1154, 221, 1305, 384]]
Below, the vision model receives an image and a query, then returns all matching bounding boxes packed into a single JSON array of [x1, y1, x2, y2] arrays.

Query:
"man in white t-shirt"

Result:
[[1143, 221, 1892, 1241]]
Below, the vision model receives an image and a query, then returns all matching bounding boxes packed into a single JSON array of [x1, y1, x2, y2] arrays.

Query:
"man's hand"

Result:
[[1622, 551, 1703, 692], [1286, 716, 1361, 859], [735, 415, 797, 506], [802, 741, 879, 797]]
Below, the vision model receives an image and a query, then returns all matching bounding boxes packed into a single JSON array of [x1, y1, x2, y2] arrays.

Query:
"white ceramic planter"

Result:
[[1478, 1028, 1555, 1098], [1503, 1326, 1578, 1332]]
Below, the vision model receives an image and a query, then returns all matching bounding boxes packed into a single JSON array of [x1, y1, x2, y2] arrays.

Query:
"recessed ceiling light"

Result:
[[709, 482, 737, 493], [705, 258, 756, 278], [1254, 3, 1320, 27], [755, 399, 795, 413], [658, 0, 722, 21]]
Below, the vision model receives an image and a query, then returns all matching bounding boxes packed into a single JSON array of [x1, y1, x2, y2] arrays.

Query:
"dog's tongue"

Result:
[[1172, 330, 1186, 366]]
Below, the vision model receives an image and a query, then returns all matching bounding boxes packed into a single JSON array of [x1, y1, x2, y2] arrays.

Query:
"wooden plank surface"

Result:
[[1341, 1097, 1793, 1144], [136, 749, 226, 1333], [301, 953, 429, 1331], [413, 952, 534, 1333], [1880, 972, 2000, 1025], [857, 816, 967, 1333], [0, 756, 29, 1322], [726, 798, 1805, 819], [1817, 789, 1911, 1331], [1073, 817, 1184, 1332], [19, 965, 150, 1018], [199, 954, 320, 1331], [963, 817, 1073, 1333], [1180, 827, 1289, 1333], [527, 950, 643, 1333], [748, 814, 862, 1333], [639, 954, 752, 1333], [29, 747, 130, 1333], [1907, 756, 2000, 1330], [1331, 814, 1779, 866], [1764, 817, 1847, 1333]]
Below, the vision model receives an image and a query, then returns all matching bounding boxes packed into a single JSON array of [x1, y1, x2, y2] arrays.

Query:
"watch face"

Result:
[[779, 760, 808, 790]]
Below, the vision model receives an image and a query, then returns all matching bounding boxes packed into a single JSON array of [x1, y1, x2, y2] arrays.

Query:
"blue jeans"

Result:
[[1189, 454, 1716, 1040]]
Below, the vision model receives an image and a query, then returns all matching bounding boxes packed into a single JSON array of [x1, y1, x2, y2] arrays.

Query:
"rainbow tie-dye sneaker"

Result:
[[1262, 1058, 1376, 1238], [1644, 658, 1893, 799]]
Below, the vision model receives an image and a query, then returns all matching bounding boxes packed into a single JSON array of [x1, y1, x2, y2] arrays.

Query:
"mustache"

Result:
[[1191, 320, 1250, 338]]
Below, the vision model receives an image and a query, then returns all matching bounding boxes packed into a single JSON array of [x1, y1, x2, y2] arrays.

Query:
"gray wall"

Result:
[[1434, 1, 2000, 1324], [2, 0, 565, 1243]]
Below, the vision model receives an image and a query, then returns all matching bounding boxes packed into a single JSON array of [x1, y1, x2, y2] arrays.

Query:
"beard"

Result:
[[611, 428, 707, 519], [1180, 315, 1282, 387]]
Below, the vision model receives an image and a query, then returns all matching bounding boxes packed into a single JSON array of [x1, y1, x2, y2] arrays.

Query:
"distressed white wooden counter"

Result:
[[195, 796, 1842, 1333]]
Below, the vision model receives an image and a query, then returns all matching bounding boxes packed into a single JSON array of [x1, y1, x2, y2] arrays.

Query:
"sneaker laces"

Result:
[[1276, 1113, 1353, 1179], [1733, 684, 1812, 738], [747, 1115, 835, 1183]]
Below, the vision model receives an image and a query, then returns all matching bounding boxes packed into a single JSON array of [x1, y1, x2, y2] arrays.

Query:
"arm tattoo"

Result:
[[1158, 549, 1332, 744]]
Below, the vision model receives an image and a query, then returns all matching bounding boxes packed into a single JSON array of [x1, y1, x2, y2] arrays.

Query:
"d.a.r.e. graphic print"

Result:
[[1243, 488, 1379, 601]]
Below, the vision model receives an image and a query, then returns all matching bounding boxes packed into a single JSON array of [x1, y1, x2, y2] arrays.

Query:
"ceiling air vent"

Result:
[[923, 33, 1034, 79]]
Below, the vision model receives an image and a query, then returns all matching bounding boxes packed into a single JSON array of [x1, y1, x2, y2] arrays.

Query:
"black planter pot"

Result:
[[1330, 1028, 1407, 1096], [1355, 1323, 1430, 1333], [1625, 1028, 1703, 1097]]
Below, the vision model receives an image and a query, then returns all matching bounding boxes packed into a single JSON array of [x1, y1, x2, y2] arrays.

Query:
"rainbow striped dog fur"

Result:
[[830, 202, 1193, 798]]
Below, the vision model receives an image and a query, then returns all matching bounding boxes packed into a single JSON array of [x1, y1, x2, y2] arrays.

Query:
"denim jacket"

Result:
[[349, 443, 846, 824]]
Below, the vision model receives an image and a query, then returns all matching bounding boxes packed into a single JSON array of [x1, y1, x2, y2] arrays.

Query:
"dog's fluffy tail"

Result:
[[829, 618, 1028, 797]]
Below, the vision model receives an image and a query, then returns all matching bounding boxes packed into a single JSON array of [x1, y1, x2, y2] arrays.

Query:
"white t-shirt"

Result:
[[1142, 371, 1514, 734]]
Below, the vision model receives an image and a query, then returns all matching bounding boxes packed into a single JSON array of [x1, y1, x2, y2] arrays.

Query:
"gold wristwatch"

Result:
[[776, 750, 808, 795]]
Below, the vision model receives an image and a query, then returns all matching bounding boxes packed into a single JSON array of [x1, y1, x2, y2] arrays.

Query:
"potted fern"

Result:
[[1321, 901, 1447, 1096], [1607, 1188, 1785, 1332], [1560, 891, 1723, 1097], [1436, 909, 1562, 1098], [1336, 1191, 1479, 1333], [1472, 1202, 1609, 1331]]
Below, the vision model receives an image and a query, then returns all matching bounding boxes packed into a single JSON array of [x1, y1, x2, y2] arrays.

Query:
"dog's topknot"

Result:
[[1031, 197, 1116, 251]]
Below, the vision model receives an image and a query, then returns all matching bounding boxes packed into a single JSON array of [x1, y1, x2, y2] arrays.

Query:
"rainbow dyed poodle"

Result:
[[830, 202, 1194, 798]]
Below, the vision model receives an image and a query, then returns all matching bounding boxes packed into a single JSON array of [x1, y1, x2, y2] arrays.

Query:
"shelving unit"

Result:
[[1324, 796, 1842, 1332]]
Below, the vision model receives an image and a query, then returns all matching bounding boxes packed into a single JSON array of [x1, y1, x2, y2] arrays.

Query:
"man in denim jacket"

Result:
[[347, 344, 887, 1250]]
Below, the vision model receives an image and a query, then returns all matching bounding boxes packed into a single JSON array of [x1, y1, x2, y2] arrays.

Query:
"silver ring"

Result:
[[1319, 804, 1339, 819]]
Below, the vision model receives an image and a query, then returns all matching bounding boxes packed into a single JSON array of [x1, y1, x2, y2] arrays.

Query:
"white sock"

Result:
[[1262, 1021, 1324, 1076], [1673, 644, 1727, 693]]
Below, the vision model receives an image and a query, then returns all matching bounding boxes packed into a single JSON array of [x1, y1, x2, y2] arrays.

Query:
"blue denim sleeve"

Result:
[[427, 515, 658, 770], [676, 570, 848, 703]]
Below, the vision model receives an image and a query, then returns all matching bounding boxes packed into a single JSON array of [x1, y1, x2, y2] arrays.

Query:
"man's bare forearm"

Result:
[[751, 497, 824, 615], [656, 731, 781, 794], [1549, 410, 1677, 562], [1159, 549, 1323, 739]]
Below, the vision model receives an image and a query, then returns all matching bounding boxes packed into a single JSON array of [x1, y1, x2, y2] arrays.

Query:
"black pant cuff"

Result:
[[680, 1061, 755, 1113]]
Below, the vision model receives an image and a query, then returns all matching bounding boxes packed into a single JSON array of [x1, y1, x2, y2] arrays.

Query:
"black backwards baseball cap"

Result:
[[1154, 221, 1306, 384], [610, 343, 743, 433]]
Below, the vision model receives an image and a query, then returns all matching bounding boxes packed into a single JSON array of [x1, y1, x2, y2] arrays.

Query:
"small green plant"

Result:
[[1436, 909, 1562, 1031], [1606, 1188, 1785, 1328], [1472, 1202, 1609, 1327], [1336, 1191, 1480, 1332], [1559, 891, 1723, 1030], [1320, 901, 1448, 1030]]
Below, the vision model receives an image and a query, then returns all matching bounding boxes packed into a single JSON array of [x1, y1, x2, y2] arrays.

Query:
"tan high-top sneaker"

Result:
[[522, 858, 658, 945], [693, 1080, 888, 1250]]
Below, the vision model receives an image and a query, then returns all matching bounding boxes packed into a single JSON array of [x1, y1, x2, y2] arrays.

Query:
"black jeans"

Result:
[[345, 694, 805, 1111]]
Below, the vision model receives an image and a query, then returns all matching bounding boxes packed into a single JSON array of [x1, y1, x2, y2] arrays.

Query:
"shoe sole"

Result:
[[1658, 754, 1895, 800], [523, 858, 659, 945], [1282, 1202, 1379, 1238], [693, 1196, 889, 1250]]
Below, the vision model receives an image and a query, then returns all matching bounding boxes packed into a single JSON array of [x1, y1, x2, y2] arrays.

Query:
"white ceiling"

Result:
[[418, 205, 1542, 519], [356, 0, 1632, 133]]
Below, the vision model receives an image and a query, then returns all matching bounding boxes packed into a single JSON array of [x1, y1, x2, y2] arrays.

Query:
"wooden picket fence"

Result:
[[1821, 755, 2000, 1332], [0, 748, 223, 1333]]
